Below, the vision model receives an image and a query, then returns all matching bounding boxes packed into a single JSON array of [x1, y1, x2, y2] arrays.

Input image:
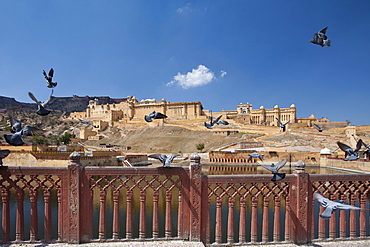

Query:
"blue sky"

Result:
[[1, 1, 370, 125]]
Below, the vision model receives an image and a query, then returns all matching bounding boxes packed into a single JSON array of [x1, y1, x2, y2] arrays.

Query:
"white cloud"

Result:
[[167, 65, 216, 89], [177, 3, 191, 13], [220, 70, 227, 77]]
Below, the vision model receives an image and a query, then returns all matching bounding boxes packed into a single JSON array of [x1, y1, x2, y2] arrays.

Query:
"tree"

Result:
[[196, 143, 205, 153], [59, 132, 75, 145]]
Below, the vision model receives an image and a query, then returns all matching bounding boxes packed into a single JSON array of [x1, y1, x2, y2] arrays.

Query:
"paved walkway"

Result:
[[2, 239, 370, 247]]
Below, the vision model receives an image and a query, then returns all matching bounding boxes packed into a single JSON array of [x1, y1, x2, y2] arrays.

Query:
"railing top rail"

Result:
[[0, 166, 67, 175], [205, 174, 296, 183], [84, 166, 190, 176], [310, 173, 370, 181]]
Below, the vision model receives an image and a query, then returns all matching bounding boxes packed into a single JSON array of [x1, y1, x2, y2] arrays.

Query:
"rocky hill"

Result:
[[0, 95, 126, 114]]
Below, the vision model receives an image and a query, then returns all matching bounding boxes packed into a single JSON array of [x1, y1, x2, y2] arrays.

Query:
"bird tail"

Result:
[[271, 173, 286, 182]]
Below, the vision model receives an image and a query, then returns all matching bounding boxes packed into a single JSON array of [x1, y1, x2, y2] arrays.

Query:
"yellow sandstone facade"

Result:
[[70, 96, 298, 128]]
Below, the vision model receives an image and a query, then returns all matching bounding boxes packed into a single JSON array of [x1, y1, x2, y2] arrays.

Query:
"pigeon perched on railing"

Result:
[[276, 118, 289, 132], [28, 89, 54, 116], [314, 192, 365, 219], [337, 140, 362, 161], [144, 111, 167, 122], [0, 150, 10, 166], [261, 159, 288, 182], [148, 153, 180, 167], [43, 68, 57, 88], [248, 152, 262, 162], [4, 117, 44, 146], [310, 27, 331, 47]]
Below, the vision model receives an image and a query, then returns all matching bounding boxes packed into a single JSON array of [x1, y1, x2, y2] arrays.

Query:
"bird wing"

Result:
[[355, 139, 363, 152], [214, 115, 223, 123], [164, 153, 180, 167], [313, 192, 327, 204], [336, 203, 363, 211], [154, 112, 167, 119], [337, 142, 352, 152], [0, 150, 10, 159], [261, 164, 276, 173], [218, 120, 229, 125], [10, 115, 22, 132], [22, 125, 44, 136], [276, 118, 283, 126], [43, 70, 49, 80], [313, 124, 321, 129], [43, 89, 54, 106], [274, 159, 288, 171], [28, 92, 40, 104], [167, 153, 180, 163], [48, 68, 54, 78], [148, 154, 166, 163], [320, 27, 328, 34]]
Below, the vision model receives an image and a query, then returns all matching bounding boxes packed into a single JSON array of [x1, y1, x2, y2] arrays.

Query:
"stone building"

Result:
[[70, 96, 301, 128], [220, 102, 297, 127], [70, 96, 207, 124]]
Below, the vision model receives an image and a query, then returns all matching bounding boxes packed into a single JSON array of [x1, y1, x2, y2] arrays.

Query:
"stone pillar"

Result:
[[189, 153, 202, 241], [291, 160, 312, 244]]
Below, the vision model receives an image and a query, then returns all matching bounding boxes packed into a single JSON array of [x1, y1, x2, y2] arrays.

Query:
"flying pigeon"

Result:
[[148, 153, 180, 167], [310, 27, 331, 47], [261, 159, 288, 182], [313, 124, 327, 132], [276, 118, 290, 132], [248, 152, 262, 162], [28, 89, 54, 116], [204, 115, 228, 129], [337, 140, 362, 161], [144, 111, 167, 122], [313, 192, 365, 219], [78, 118, 98, 128], [4, 117, 44, 146], [0, 150, 10, 166], [43, 68, 57, 88]]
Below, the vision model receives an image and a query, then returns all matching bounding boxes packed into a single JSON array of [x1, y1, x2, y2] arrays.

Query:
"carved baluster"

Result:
[[98, 190, 106, 240], [285, 195, 290, 242], [239, 197, 246, 243], [44, 190, 52, 242], [153, 191, 159, 238], [360, 194, 366, 237], [2, 190, 10, 242], [339, 194, 347, 238], [349, 195, 357, 238], [318, 206, 326, 240], [57, 189, 62, 241], [177, 191, 182, 238], [329, 195, 336, 239], [165, 191, 172, 238], [112, 191, 120, 239], [16, 189, 25, 242], [139, 191, 146, 239], [126, 190, 133, 239], [262, 196, 269, 243], [30, 190, 38, 242], [273, 197, 281, 242], [251, 196, 258, 243], [227, 198, 235, 244], [215, 197, 222, 244]]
